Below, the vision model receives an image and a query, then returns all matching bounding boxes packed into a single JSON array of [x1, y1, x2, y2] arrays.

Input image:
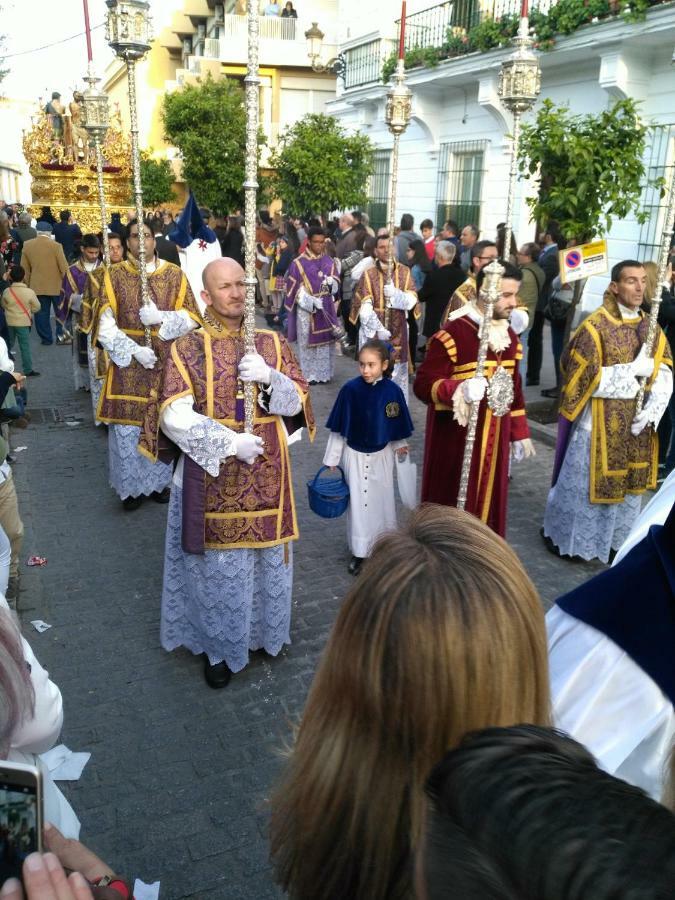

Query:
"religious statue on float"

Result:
[[23, 90, 133, 233]]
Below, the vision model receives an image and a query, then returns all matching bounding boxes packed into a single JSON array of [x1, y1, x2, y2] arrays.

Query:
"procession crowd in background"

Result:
[[0, 193, 673, 899]]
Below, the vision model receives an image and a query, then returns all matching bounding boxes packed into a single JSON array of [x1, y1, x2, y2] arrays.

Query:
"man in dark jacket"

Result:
[[12, 213, 37, 265], [418, 241, 465, 339], [151, 216, 180, 265], [53, 210, 82, 263], [527, 223, 562, 389]]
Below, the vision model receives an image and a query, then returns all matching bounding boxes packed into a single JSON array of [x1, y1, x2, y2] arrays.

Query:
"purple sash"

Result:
[[181, 455, 207, 555], [551, 415, 573, 487]]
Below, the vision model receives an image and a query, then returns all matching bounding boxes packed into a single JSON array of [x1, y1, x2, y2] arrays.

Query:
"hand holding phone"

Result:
[[0, 761, 42, 887], [0, 852, 93, 899]]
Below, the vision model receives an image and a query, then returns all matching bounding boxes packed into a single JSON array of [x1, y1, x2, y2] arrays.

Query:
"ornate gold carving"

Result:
[[23, 104, 133, 234]]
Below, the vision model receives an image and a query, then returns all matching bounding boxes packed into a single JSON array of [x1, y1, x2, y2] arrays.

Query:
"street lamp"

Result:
[[497, 0, 541, 257], [80, 67, 111, 265], [304, 22, 346, 82], [106, 0, 153, 340]]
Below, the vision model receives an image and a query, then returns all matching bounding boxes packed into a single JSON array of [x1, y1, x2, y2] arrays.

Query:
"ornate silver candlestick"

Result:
[[80, 66, 111, 264], [106, 0, 153, 341], [497, 2, 541, 258]]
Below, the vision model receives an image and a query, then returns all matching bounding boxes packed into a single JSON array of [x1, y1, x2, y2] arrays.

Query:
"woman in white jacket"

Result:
[[0, 599, 80, 837]]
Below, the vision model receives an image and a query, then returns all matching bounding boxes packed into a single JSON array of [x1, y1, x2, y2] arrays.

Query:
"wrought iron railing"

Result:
[[344, 38, 396, 89], [397, 0, 560, 46], [338, 0, 668, 89]]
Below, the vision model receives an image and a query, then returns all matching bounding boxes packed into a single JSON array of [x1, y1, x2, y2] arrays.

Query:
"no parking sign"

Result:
[[559, 239, 608, 284]]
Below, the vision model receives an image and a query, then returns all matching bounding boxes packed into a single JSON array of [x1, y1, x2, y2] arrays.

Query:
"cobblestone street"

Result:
[[13, 327, 605, 899]]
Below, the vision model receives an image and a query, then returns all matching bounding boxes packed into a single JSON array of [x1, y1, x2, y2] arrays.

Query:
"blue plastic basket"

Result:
[[307, 466, 350, 519]]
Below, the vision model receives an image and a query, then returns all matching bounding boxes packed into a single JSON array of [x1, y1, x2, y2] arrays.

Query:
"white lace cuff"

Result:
[[258, 367, 303, 416], [97, 308, 138, 367], [184, 420, 237, 477], [360, 302, 383, 334], [296, 287, 316, 313], [593, 364, 639, 400], [643, 364, 673, 426], [158, 310, 196, 341]]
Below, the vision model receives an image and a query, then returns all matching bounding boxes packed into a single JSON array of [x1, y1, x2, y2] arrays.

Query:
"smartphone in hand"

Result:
[[0, 761, 43, 885]]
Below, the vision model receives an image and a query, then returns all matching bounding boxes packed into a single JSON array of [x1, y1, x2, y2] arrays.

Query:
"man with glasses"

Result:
[[442, 239, 498, 322], [284, 226, 341, 384]]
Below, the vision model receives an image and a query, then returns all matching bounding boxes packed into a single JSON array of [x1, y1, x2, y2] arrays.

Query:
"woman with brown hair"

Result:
[[270, 505, 550, 900]]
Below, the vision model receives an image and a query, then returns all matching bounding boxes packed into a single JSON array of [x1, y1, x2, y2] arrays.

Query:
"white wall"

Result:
[[332, 25, 675, 312]]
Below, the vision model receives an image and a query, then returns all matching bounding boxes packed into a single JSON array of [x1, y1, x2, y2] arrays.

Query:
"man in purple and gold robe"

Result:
[[92, 218, 201, 510], [79, 234, 124, 422], [351, 233, 419, 400], [57, 233, 103, 391], [544, 260, 673, 562], [284, 226, 340, 384], [139, 258, 314, 688]]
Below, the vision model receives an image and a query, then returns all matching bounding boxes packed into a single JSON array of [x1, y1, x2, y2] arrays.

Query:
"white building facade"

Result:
[[328, 0, 675, 307]]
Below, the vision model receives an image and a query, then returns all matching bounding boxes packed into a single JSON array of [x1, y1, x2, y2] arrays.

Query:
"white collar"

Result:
[[617, 302, 641, 321]]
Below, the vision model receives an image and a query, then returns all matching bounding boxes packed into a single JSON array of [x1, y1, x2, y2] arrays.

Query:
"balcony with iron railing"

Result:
[[342, 0, 673, 90]]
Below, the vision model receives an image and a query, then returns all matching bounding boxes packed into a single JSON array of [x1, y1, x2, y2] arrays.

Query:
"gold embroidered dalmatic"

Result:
[[559, 296, 672, 502], [93, 260, 200, 426], [350, 261, 419, 364], [140, 316, 315, 550]]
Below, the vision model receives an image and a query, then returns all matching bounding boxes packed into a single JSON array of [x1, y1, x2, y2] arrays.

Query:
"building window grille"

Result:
[[436, 140, 488, 231], [637, 124, 675, 262], [366, 149, 392, 232]]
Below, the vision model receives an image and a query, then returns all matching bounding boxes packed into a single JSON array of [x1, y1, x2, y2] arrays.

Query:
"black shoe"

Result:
[[26, 371, 40, 377], [541, 387, 559, 399], [203, 655, 232, 689], [122, 496, 143, 511], [348, 556, 364, 576], [150, 488, 171, 504], [526, 376, 539, 386]]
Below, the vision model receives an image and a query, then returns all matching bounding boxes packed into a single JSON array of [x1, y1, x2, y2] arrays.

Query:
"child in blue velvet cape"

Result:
[[323, 339, 414, 574]]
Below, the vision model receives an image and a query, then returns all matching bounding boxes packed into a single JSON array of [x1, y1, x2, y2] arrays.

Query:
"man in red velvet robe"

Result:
[[413, 262, 533, 536]]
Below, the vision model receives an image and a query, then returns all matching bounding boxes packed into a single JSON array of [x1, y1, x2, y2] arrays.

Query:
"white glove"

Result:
[[630, 406, 652, 436], [511, 438, 536, 461], [234, 432, 264, 465], [139, 301, 164, 327], [462, 376, 488, 403], [313, 295, 325, 311], [133, 345, 158, 369], [510, 308, 529, 335], [322, 275, 338, 294], [70, 293, 83, 313], [238, 352, 271, 385], [383, 282, 396, 300], [376, 328, 391, 341], [630, 346, 657, 379]]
